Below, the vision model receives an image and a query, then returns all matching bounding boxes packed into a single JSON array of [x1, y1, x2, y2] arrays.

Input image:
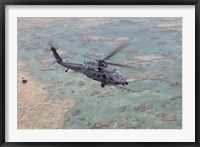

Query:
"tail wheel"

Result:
[[101, 83, 105, 88]]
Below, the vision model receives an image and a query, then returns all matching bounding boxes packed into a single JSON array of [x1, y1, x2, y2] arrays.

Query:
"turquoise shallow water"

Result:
[[18, 17, 182, 129]]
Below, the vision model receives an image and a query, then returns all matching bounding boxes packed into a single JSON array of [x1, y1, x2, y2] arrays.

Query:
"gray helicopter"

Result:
[[51, 44, 131, 88]]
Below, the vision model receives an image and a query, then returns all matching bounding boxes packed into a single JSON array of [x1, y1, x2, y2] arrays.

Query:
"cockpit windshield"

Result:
[[115, 69, 122, 76], [113, 73, 121, 80]]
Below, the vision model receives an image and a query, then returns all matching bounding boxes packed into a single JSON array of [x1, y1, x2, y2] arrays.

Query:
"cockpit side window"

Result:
[[115, 74, 120, 79]]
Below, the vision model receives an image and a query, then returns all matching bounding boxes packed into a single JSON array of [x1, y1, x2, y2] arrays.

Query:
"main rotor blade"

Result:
[[105, 61, 131, 67], [103, 43, 129, 61], [106, 61, 145, 71]]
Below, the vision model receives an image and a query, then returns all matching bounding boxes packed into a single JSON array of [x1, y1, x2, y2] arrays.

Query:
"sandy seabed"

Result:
[[18, 72, 77, 129]]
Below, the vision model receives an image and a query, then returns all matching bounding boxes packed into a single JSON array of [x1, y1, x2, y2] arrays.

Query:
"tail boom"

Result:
[[51, 46, 84, 72], [51, 47, 62, 64]]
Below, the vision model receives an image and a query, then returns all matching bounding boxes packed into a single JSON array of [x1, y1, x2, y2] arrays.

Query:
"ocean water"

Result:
[[18, 17, 182, 129]]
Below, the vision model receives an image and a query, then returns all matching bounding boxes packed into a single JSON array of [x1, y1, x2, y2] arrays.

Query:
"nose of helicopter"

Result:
[[112, 73, 128, 85], [119, 77, 128, 85]]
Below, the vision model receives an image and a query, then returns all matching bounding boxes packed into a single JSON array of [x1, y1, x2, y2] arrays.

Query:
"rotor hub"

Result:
[[97, 60, 107, 67]]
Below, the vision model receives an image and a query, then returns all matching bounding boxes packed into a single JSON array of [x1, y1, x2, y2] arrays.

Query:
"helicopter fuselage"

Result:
[[51, 46, 128, 87], [60, 61, 128, 87]]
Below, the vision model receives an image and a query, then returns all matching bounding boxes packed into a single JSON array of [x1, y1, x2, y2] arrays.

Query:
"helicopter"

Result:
[[51, 44, 133, 88]]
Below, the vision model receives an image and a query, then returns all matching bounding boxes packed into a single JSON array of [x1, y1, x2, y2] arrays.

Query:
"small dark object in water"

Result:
[[22, 79, 27, 84]]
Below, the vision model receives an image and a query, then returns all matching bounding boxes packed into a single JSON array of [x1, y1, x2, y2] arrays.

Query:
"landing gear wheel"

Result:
[[101, 83, 105, 88], [125, 82, 128, 85]]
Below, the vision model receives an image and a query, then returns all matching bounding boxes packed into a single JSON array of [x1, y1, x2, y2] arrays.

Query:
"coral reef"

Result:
[[84, 35, 130, 43], [156, 112, 177, 121], [131, 55, 177, 62]]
